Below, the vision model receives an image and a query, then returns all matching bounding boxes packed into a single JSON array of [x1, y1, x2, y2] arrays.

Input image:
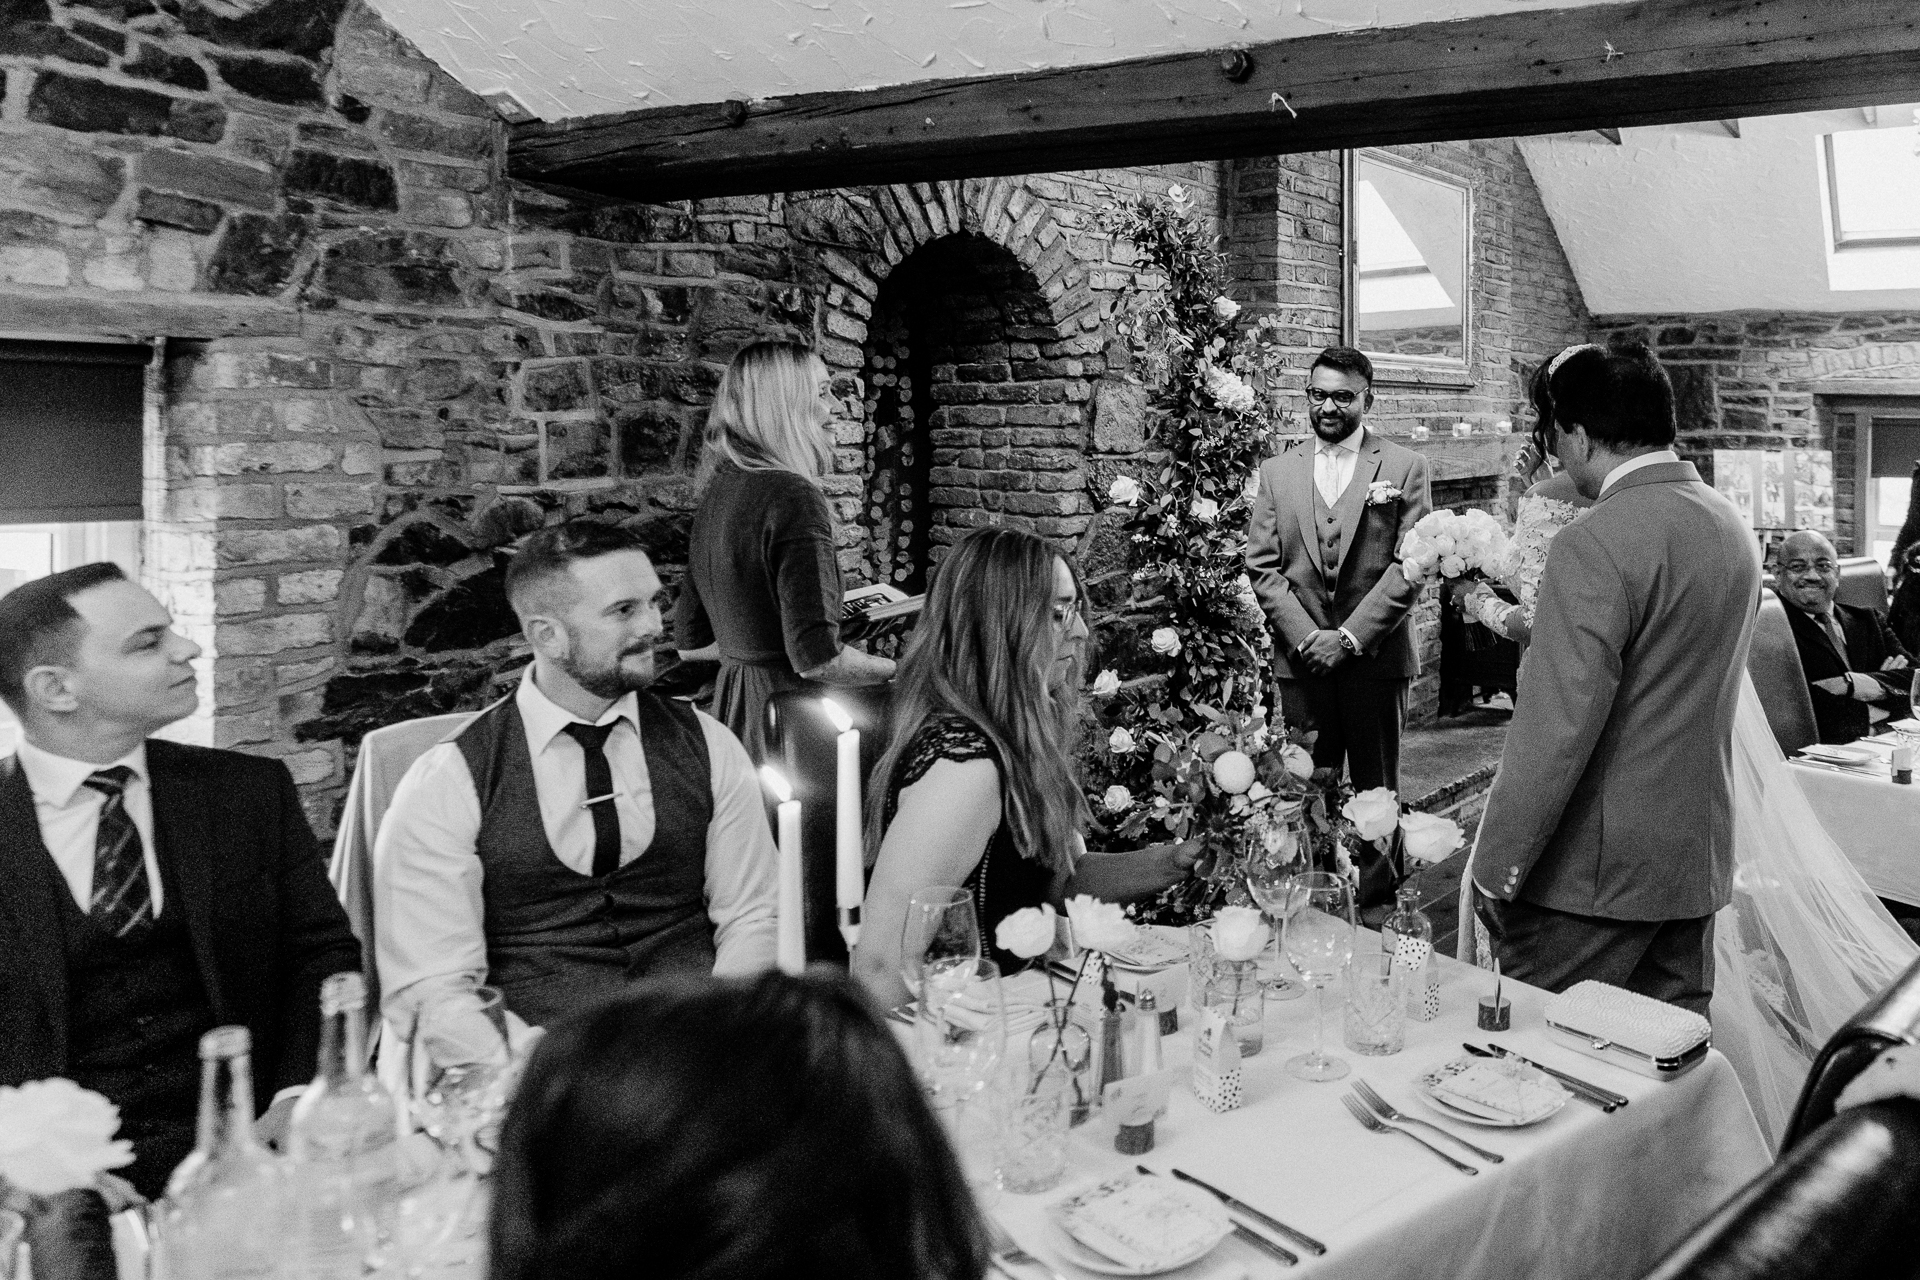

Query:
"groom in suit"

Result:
[[1246, 347, 1433, 801], [0, 564, 359, 1197], [1473, 345, 1761, 1014]]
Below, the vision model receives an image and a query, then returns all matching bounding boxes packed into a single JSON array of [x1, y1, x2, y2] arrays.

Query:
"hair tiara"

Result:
[[1547, 342, 1602, 380]]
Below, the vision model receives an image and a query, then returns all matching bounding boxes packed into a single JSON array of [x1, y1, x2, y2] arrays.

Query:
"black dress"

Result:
[[883, 715, 1057, 972], [675, 461, 844, 764]]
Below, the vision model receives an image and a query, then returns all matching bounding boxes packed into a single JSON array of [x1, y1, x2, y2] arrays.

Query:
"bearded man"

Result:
[[374, 522, 778, 1032]]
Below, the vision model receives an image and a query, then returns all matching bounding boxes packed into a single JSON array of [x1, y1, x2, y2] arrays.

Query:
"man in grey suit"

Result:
[[1247, 347, 1433, 801], [1473, 344, 1760, 1014]]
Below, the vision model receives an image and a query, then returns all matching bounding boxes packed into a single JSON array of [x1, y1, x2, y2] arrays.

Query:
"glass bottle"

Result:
[[1380, 885, 1435, 1015], [287, 973, 402, 1280], [153, 1026, 287, 1280]]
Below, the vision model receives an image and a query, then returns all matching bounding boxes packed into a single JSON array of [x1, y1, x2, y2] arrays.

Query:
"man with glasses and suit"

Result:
[[1773, 528, 1913, 744], [1246, 347, 1432, 902]]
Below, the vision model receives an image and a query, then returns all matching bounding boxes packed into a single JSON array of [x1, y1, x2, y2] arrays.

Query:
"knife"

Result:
[[1136, 1167, 1300, 1267], [1463, 1043, 1626, 1111], [1161, 1167, 1326, 1256]]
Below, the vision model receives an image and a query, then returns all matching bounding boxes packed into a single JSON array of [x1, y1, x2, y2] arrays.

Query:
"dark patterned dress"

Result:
[[883, 715, 1057, 972]]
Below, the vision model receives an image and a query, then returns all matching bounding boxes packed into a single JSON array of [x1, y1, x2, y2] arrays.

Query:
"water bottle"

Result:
[[153, 1026, 287, 1279], [287, 973, 401, 1279]]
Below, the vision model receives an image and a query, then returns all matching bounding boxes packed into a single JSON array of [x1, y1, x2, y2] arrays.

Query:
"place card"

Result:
[[1191, 1007, 1243, 1112]]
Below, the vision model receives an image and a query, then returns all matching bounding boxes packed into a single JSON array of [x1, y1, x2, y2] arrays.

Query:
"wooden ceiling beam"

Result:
[[509, 0, 1920, 203]]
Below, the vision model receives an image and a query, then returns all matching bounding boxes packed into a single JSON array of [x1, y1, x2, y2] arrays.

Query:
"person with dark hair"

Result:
[[0, 563, 359, 1197], [489, 968, 990, 1280], [853, 527, 1198, 1003], [1889, 462, 1920, 655], [374, 520, 778, 1035], [1244, 345, 1433, 903], [1470, 342, 1762, 1015], [675, 340, 894, 764]]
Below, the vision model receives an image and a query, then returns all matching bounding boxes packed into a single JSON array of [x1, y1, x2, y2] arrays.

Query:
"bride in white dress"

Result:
[[1456, 349, 1918, 1147]]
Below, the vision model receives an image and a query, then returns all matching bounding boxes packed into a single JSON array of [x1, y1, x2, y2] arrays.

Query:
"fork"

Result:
[[1353, 1080, 1504, 1164], [985, 1216, 1070, 1280], [1341, 1095, 1479, 1174]]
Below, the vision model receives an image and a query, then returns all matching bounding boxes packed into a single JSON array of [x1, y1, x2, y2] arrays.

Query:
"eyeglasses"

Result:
[[1304, 388, 1360, 407], [1782, 560, 1837, 576]]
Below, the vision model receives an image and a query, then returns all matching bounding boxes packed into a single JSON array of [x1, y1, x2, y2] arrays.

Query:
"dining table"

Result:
[[978, 937, 1771, 1280], [1788, 727, 1920, 908]]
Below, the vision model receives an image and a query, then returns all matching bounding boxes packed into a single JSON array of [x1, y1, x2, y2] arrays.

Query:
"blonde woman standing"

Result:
[[675, 341, 894, 763]]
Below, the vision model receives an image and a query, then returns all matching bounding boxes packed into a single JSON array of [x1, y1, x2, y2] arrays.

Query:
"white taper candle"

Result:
[[822, 697, 863, 948], [761, 765, 805, 975]]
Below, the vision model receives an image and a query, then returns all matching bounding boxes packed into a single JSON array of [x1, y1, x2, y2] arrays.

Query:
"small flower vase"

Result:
[[1203, 959, 1265, 1056], [20, 1189, 117, 1280], [1026, 1002, 1096, 1127]]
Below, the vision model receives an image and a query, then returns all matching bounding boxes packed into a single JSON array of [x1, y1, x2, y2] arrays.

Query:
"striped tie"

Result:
[[83, 766, 153, 938]]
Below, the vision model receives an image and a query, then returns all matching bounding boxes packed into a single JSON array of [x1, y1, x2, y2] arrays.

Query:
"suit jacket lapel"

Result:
[[0, 755, 70, 1072], [1333, 433, 1384, 572], [1288, 444, 1327, 579], [147, 742, 229, 1018], [1786, 601, 1846, 670]]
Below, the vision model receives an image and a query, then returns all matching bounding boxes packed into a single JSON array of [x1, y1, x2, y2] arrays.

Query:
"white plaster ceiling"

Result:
[[363, 0, 1636, 121], [1520, 109, 1920, 315]]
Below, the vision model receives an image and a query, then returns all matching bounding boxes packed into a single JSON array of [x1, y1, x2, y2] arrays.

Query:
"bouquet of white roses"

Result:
[[1396, 507, 1509, 584]]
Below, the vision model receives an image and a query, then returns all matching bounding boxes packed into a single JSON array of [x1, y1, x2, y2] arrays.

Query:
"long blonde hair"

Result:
[[866, 527, 1090, 876], [696, 340, 832, 489]]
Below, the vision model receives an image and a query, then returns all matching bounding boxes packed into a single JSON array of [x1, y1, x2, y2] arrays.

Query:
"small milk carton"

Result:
[[1191, 1006, 1244, 1112]]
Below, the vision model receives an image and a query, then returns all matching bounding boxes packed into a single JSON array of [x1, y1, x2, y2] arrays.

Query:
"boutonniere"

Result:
[[1366, 482, 1402, 507]]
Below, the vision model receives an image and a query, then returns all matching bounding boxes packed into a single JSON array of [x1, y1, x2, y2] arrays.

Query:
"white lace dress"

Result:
[[1458, 496, 1918, 1147]]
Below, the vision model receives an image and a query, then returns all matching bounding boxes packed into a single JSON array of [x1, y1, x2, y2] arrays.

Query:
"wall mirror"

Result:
[[1347, 150, 1473, 385]]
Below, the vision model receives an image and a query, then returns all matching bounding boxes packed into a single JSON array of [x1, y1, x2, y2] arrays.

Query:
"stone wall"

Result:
[[1591, 312, 1920, 557]]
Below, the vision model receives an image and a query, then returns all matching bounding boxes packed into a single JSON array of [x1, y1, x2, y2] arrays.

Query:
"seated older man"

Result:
[[374, 522, 778, 1035], [1773, 530, 1914, 744]]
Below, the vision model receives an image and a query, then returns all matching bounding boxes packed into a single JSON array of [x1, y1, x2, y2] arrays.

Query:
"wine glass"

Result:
[[901, 886, 981, 1014], [917, 958, 1008, 1105], [407, 984, 512, 1168], [1246, 822, 1310, 1002], [1281, 872, 1356, 1082]]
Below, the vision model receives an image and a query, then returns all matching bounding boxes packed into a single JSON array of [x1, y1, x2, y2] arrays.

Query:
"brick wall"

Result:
[[1, 0, 1585, 822], [1591, 312, 1920, 556]]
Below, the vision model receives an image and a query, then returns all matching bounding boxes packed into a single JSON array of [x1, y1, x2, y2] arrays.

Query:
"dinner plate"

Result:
[[1799, 743, 1879, 766], [1416, 1057, 1570, 1128], [1048, 1175, 1232, 1274]]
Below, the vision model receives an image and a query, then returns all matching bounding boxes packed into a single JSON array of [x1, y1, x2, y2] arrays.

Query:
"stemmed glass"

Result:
[[901, 886, 982, 1015], [1281, 872, 1357, 1082], [1246, 821, 1310, 1002], [407, 984, 514, 1169]]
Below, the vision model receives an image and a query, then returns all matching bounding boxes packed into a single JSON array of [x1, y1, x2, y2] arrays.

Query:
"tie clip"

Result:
[[579, 791, 625, 809]]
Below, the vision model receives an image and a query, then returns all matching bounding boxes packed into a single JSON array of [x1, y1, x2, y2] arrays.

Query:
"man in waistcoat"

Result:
[[375, 521, 778, 1035], [0, 564, 360, 1198], [1246, 347, 1432, 902]]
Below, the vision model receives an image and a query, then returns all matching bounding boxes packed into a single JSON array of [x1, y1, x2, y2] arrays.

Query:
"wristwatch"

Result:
[[1337, 629, 1362, 655]]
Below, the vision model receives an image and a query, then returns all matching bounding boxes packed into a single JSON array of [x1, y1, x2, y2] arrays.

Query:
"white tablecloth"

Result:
[[1790, 736, 1920, 907], [988, 947, 1770, 1280]]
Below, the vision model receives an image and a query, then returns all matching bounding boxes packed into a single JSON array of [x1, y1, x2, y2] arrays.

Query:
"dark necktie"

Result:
[[83, 766, 153, 937], [562, 721, 623, 877]]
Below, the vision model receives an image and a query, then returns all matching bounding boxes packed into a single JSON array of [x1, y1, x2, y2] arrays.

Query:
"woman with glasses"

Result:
[[850, 527, 1200, 1008], [674, 341, 894, 763]]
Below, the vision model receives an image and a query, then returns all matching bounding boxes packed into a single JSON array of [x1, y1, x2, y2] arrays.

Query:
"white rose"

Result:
[[1108, 475, 1141, 505], [1400, 812, 1465, 864], [1066, 894, 1136, 954], [1150, 627, 1181, 656], [1190, 497, 1219, 522], [994, 904, 1059, 960], [1432, 534, 1457, 557], [1280, 743, 1315, 779], [0, 1078, 136, 1196], [1091, 669, 1121, 697], [1211, 905, 1270, 962], [1261, 820, 1298, 858], [1439, 554, 1468, 579], [1204, 366, 1256, 414], [1102, 784, 1134, 814], [1108, 726, 1137, 754], [1211, 750, 1256, 794], [1342, 786, 1400, 843], [1166, 183, 1190, 205], [1211, 295, 1242, 322]]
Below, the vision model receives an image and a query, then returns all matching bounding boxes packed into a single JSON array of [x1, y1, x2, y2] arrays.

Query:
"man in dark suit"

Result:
[[0, 563, 358, 1198], [1774, 530, 1914, 745]]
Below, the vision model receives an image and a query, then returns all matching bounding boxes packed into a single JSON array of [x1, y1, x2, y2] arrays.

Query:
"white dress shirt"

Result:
[[1314, 426, 1366, 508], [1598, 448, 1679, 498], [373, 669, 779, 1027], [14, 738, 161, 916]]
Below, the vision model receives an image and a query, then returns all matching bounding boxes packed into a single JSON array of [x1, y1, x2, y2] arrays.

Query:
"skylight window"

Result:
[[1824, 125, 1920, 250]]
